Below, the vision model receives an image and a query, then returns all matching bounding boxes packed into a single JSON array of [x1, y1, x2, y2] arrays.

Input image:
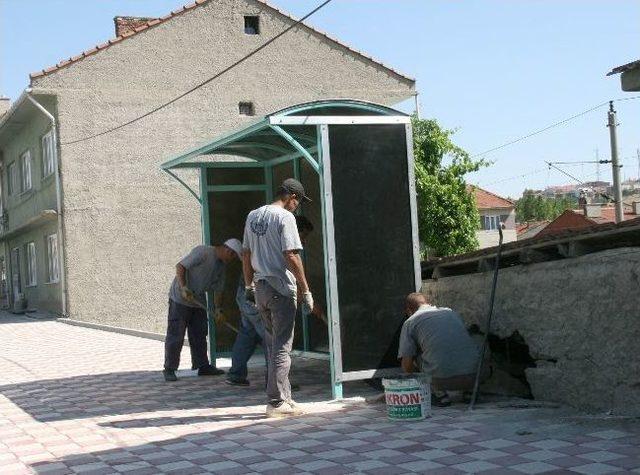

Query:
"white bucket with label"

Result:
[[382, 375, 431, 420]]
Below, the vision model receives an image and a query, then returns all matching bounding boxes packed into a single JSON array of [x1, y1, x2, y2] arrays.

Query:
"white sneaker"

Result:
[[286, 399, 305, 415], [265, 401, 303, 418]]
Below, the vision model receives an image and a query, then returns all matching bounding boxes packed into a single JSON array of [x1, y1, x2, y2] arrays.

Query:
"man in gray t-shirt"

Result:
[[163, 239, 242, 382], [398, 293, 481, 405], [242, 178, 314, 418]]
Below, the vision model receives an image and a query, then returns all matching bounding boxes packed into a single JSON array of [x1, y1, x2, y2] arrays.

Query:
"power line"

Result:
[[472, 95, 640, 159], [62, 0, 334, 146]]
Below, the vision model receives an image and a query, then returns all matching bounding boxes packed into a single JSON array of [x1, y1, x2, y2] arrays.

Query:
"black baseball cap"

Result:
[[282, 178, 311, 202]]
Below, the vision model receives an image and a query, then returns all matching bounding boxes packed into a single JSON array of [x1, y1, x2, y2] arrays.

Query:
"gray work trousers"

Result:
[[164, 299, 209, 371], [255, 280, 296, 404]]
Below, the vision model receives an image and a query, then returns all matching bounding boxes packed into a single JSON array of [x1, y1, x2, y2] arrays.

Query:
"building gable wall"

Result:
[[30, 0, 415, 330]]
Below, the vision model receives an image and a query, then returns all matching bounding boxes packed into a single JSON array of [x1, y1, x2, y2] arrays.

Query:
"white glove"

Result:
[[302, 291, 314, 313]]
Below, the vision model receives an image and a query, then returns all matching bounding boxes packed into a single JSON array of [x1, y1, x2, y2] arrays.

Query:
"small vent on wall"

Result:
[[239, 102, 255, 116], [244, 16, 260, 35]]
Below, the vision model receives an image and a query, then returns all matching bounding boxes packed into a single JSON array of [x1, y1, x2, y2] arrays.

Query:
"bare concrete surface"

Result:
[[423, 247, 640, 416], [1, 313, 639, 474]]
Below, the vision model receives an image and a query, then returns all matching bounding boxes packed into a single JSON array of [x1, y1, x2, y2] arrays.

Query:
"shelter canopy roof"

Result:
[[161, 99, 409, 170]]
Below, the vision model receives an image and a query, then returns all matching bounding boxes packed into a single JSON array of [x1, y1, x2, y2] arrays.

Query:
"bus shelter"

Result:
[[161, 100, 421, 399]]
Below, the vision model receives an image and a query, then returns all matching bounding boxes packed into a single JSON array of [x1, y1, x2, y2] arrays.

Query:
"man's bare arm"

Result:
[[284, 251, 309, 293], [242, 250, 254, 288], [176, 263, 187, 288]]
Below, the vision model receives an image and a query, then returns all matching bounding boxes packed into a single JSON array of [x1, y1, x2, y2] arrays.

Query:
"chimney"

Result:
[[633, 202, 640, 215], [113, 16, 157, 37], [583, 204, 602, 218], [0, 96, 11, 117]]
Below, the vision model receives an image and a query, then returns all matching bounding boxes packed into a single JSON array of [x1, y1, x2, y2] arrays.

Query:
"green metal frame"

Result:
[[161, 100, 410, 399]]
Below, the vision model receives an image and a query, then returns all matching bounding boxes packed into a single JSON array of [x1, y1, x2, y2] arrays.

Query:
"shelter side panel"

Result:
[[328, 124, 416, 373]]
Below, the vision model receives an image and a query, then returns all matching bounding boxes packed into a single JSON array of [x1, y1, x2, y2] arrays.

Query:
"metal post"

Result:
[[199, 168, 217, 367], [607, 101, 624, 223], [318, 124, 343, 400]]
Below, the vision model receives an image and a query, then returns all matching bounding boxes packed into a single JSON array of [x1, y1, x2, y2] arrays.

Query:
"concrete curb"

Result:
[[57, 318, 169, 343]]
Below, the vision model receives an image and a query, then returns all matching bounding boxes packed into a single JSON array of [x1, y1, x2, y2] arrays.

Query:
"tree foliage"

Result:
[[515, 192, 577, 222], [412, 116, 487, 257]]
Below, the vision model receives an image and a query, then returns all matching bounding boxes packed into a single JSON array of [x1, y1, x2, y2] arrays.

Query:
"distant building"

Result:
[[469, 185, 517, 248], [537, 202, 640, 237]]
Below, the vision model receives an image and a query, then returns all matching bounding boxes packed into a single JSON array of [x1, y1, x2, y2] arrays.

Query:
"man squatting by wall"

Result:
[[399, 292, 488, 406]]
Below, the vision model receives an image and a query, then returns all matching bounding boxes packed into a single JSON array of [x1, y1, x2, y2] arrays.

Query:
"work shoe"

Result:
[[163, 369, 178, 382], [286, 399, 305, 415], [431, 390, 452, 407], [266, 401, 302, 418], [198, 365, 225, 376], [225, 377, 250, 387]]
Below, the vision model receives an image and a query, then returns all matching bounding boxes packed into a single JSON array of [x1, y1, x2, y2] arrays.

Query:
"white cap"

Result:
[[223, 238, 243, 259]]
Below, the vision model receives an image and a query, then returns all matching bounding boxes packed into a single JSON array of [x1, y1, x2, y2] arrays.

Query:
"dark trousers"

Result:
[[255, 280, 296, 404], [164, 299, 209, 371]]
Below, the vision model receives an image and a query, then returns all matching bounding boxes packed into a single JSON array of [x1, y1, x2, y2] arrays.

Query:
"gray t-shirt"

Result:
[[243, 204, 302, 297], [169, 245, 226, 308], [398, 305, 479, 379]]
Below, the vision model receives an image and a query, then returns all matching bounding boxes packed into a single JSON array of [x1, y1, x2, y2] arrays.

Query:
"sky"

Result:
[[1, 0, 639, 199]]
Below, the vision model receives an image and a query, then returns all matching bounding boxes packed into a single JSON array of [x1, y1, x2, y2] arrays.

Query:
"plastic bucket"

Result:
[[382, 376, 431, 420]]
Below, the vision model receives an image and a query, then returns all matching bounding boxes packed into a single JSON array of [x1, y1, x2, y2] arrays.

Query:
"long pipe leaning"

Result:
[[468, 223, 504, 410], [25, 91, 68, 317]]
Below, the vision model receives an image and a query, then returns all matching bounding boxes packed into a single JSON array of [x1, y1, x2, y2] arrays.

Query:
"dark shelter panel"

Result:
[[209, 189, 265, 352], [328, 124, 416, 372], [297, 159, 328, 353]]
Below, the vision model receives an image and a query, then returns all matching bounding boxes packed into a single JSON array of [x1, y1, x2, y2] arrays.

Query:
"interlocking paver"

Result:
[[1, 314, 640, 475]]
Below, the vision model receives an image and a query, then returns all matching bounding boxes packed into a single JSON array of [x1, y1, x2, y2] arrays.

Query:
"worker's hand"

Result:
[[302, 291, 314, 313], [180, 286, 197, 303], [214, 308, 226, 325], [245, 286, 256, 304]]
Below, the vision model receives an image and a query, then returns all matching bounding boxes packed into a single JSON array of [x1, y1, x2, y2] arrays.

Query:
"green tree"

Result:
[[515, 192, 577, 221], [412, 116, 487, 257]]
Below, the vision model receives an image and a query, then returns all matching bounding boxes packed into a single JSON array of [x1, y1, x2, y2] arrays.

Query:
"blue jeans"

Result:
[[227, 311, 266, 381]]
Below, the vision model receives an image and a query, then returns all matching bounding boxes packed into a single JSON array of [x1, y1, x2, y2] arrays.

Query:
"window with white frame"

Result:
[[20, 150, 32, 192], [42, 130, 56, 178], [7, 162, 18, 195], [46, 234, 59, 283], [25, 242, 36, 287], [482, 215, 501, 231]]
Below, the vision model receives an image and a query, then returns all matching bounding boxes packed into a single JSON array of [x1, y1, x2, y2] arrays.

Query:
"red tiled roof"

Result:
[[468, 185, 514, 210], [30, 0, 415, 83], [537, 207, 638, 238]]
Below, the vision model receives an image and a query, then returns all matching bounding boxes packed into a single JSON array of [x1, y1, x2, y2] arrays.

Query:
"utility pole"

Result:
[[607, 101, 624, 223], [636, 148, 640, 181], [595, 148, 600, 183], [414, 92, 421, 119]]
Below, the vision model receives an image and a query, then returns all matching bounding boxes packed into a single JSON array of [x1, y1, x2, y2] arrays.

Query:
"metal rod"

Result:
[[199, 170, 217, 368], [468, 224, 504, 410], [162, 169, 201, 202]]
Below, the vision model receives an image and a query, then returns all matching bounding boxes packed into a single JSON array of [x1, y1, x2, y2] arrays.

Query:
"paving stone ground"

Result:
[[1, 313, 639, 475]]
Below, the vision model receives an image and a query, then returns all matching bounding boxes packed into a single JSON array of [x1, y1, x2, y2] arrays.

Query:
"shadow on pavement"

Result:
[[0, 359, 377, 423]]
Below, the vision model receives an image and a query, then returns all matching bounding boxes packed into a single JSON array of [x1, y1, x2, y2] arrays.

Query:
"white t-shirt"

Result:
[[243, 204, 303, 297]]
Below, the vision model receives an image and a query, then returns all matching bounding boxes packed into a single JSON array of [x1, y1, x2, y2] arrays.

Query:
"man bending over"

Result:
[[398, 293, 482, 406]]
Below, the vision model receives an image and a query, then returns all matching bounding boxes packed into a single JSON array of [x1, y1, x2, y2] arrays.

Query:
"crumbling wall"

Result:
[[422, 247, 640, 415]]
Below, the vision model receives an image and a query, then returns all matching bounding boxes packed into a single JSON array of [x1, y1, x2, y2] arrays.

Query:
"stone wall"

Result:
[[422, 247, 640, 415]]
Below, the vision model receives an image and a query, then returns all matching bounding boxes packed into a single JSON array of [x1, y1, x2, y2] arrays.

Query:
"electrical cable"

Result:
[[61, 0, 334, 145], [472, 95, 640, 159]]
